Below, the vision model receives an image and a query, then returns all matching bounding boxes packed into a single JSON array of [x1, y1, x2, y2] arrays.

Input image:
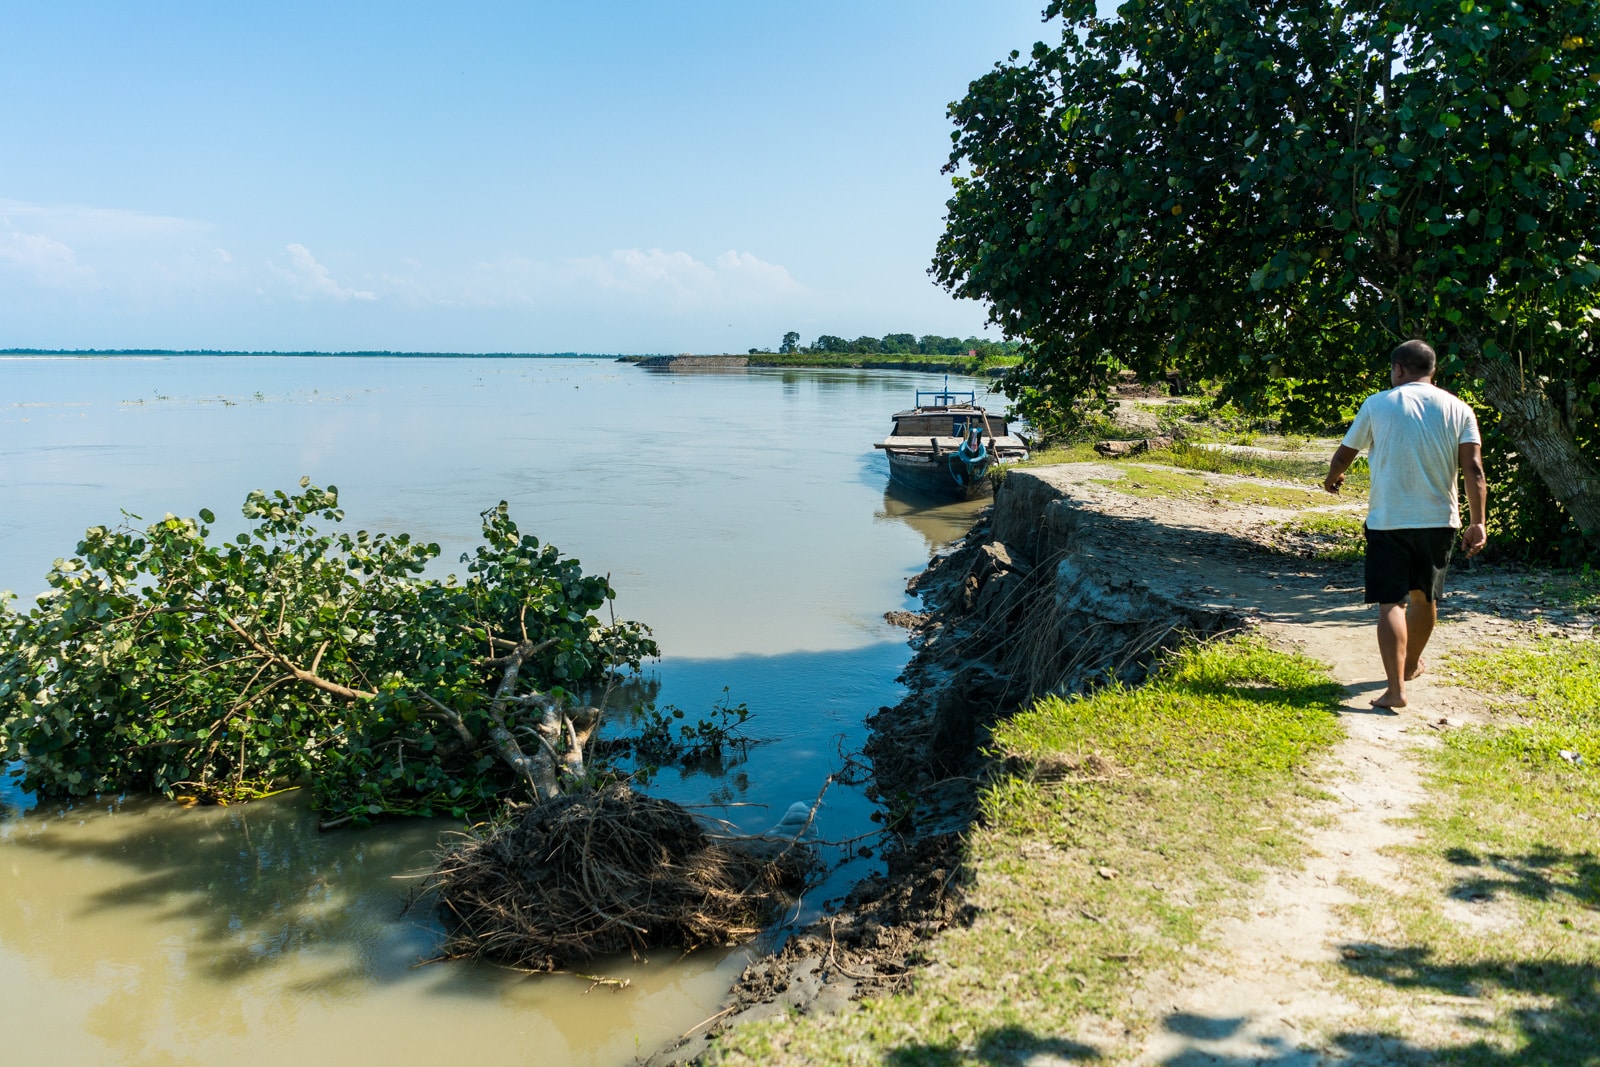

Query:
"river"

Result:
[[0, 355, 995, 1065]]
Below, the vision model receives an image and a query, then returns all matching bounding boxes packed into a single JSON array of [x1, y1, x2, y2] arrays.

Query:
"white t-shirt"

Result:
[[1342, 381, 1481, 530]]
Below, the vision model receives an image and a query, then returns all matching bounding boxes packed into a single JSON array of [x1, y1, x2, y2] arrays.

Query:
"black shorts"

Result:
[[1364, 526, 1455, 604]]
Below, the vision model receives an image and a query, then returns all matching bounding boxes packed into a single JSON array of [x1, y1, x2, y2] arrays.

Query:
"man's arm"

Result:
[[1459, 441, 1487, 556], [1324, 444, 1360, 494]]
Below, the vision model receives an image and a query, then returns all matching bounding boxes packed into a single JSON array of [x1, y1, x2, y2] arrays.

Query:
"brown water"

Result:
[[0, 356, 994, 1063]]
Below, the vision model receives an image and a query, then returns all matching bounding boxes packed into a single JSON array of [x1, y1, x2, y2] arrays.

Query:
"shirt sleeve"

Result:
[[1459, 403, 1482, 445], [1342, 399, 1374, 452]]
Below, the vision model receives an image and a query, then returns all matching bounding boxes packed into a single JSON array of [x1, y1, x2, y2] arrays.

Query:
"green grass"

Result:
[[1273, 510, 1367, 563], [707, 636, 1345, 1065], [1535, 566, 1600, 612], [1019, 437, 1369, 501], [1164, 441, 1372, 494], [1334, 637, 1600, 1065], [1091, 463, 1331, 510]]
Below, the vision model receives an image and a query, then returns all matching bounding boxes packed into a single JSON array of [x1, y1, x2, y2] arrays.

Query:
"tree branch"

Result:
[[221, 615, 376, 701]]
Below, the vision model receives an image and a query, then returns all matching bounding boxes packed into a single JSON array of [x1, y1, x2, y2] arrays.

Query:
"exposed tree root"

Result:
[[428, 784, 812, 970]]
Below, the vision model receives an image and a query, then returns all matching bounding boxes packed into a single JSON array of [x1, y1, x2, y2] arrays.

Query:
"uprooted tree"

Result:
[[0, 481, 811, 966], [0, 480, 659, 823], [934, 0, 1600, 552]]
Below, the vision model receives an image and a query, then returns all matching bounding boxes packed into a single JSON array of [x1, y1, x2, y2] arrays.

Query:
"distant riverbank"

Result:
[[2, 349, 1020, 377], [1, 348, 635, 359], [619, 352, 1018, 376]]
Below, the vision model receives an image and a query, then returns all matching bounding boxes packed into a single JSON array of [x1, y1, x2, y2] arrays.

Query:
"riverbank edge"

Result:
[[617, 353, 1015, 376], [647, 464, 1275, 1064]]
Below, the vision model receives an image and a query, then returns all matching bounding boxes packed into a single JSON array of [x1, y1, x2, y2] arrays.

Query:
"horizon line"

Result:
[[1, 348, 654, 359]]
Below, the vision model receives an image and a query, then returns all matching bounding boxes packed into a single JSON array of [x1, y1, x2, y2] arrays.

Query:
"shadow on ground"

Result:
[[1136, 847, 1600, 1066], [883, 1024, 1101, 1064]]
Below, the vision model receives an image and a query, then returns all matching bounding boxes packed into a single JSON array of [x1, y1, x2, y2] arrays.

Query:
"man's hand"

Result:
[[1324, 445, 1360, 495], [1461, 522, 1487, 558]]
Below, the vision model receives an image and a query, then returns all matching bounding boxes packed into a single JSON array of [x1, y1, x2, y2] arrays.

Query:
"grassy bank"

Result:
[[707, 636, 1345, 1065], [1334, 635, 1600, 1064], [1022, 438, 1367, 492]]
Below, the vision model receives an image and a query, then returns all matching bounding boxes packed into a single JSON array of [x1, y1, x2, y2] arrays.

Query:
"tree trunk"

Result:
[[1476, 355, 1600, 544]]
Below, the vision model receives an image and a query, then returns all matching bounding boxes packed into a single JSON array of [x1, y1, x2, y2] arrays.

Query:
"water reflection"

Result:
[[0, 791, 749, 1066], [0, 795, 439, 984], [875, 481, 992, 554]]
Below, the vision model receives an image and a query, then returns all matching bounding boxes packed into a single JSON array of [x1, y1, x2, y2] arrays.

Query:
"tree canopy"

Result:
[[934, 0, 1600, 550], [789, 331, 1020, 357]]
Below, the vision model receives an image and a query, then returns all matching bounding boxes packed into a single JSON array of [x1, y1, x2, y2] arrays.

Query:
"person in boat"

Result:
[[949, 423, 990, 485]]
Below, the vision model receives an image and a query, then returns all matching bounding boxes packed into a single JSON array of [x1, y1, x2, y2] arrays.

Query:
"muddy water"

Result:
[[0, 356, 994, 1065]]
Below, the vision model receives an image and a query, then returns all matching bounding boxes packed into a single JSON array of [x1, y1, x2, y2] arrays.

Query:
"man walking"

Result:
[[1324, 340, 1488, 709]]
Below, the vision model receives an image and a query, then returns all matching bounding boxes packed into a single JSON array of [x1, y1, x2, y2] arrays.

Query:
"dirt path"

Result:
[[1131, 607, 1478, 1065], [1027, 465, 1535, 1065], [993, 462, 1554, 1064]]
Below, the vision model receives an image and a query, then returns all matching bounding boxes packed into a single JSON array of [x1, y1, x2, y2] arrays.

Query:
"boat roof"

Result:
[[890, 403, 994, 418]]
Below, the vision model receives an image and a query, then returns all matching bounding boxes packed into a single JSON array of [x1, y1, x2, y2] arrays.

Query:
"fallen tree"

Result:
[[0, 481, 813, 964], [0, 480, 658, 823]]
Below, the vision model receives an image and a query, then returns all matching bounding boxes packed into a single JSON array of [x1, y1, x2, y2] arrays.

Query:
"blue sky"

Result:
[[0, 1, 1107, 353]]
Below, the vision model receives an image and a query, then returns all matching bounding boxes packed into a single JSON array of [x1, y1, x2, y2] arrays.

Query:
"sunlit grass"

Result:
[[1017, 437, 1370, 506], [1090, 463, 1330, 510], [1335, 637, 1600, 1065], [707, 637, 1345, 1065], [1274, 510, 1367, 562], [1535, 566, 1600, 612]]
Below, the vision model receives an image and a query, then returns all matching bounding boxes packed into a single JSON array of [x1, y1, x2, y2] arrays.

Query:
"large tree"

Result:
[[934, 0, 1600, 545]]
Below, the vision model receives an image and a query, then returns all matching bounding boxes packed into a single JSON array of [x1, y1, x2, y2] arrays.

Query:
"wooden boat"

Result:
[[873, 384, 1029, 499]]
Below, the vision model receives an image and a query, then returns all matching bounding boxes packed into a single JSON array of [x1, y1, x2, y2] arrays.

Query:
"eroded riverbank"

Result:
[[661, 460, 1596, 1064]]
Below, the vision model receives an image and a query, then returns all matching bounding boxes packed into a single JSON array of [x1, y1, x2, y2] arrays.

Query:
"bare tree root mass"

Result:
[[430, 785, 811, 969]]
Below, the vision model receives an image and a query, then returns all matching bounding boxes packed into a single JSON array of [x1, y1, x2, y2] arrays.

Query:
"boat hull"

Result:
[[885, 450, 994, 501]]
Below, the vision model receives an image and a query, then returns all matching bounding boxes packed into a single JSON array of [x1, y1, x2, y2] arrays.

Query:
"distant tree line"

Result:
[[772, 331, 1019, 358]]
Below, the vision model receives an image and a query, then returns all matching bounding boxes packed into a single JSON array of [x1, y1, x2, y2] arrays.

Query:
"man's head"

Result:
[[1390, 339, 1436, 384]]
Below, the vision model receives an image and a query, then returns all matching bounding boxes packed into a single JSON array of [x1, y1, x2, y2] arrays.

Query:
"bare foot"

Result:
[[1405, 660, 1426, 681], [1370, 689, 1407, 709]]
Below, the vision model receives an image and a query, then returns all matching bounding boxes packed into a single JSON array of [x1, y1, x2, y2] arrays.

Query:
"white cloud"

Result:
[[274, 243, 377, 302], [572, 248, 717, 297], [0, 198, 204, 242], [0, 228, 98, 289], [569, 248, 801, 304], [386, 247, 805, 311], [714, 249, 803, 293], [0, 197, 238, 303]]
